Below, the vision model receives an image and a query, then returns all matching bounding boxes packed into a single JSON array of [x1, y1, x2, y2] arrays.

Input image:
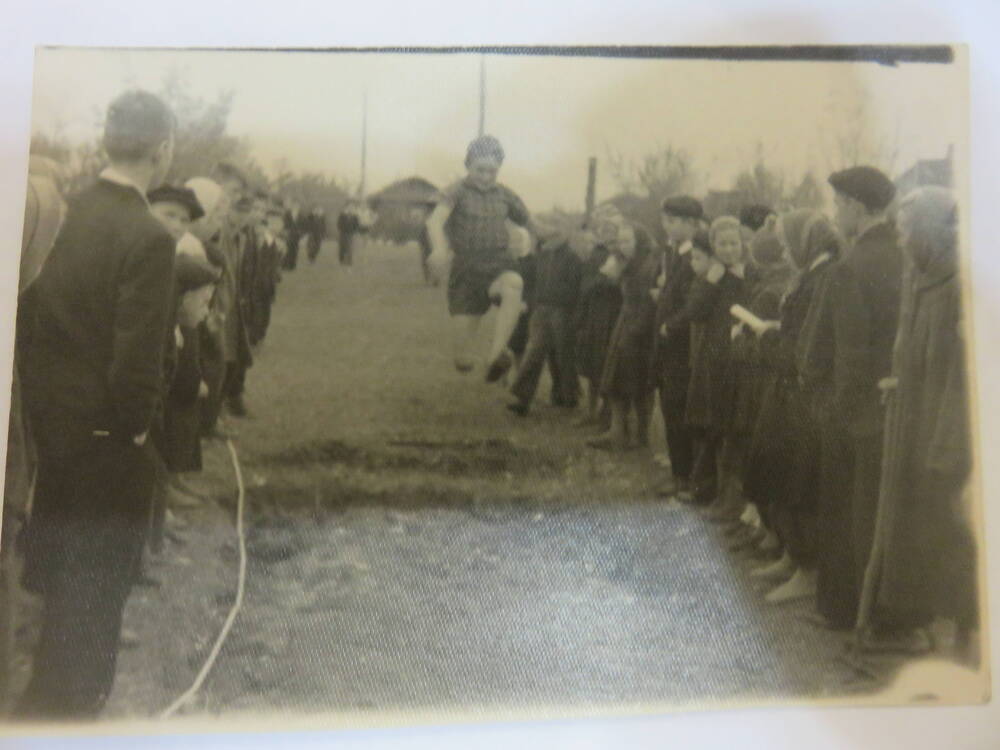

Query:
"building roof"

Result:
[[369, 176, 441, 206]]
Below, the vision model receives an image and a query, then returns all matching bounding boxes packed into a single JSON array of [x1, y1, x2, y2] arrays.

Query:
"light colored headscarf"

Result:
[[898, 186, 958, 273]]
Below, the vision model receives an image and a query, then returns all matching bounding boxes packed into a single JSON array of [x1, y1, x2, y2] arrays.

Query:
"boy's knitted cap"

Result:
[[465, 135, 505, 167]]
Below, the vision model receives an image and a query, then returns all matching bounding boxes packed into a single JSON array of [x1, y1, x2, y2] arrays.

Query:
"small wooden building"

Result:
[[368, 177, 441, 243]]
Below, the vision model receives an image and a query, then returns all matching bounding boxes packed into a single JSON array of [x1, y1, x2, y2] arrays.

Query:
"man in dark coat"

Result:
[[15, 90, 177, 718], [305, 206, 327, 264], [799, 165, 902, 630], [651, 196, 703, 500]]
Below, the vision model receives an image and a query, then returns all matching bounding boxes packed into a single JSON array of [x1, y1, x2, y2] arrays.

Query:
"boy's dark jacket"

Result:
[[524, 240, 583, 310], [18, 178, 176, 456]]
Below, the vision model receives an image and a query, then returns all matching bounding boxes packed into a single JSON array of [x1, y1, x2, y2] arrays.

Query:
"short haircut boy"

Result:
[[102, 90, 175, 163]]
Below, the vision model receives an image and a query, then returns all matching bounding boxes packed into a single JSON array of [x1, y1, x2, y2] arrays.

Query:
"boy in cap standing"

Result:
[[426, 135, 532, 382], [799, 165, 903, 632], [651, 196, 704, 501], [16, 90, 177, 718]]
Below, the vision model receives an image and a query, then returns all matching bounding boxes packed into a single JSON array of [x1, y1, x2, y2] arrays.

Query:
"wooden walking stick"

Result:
[[848, 259, 916, 673]]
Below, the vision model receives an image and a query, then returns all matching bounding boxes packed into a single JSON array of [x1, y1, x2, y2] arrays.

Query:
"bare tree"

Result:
[[818, 81, 902, 175]]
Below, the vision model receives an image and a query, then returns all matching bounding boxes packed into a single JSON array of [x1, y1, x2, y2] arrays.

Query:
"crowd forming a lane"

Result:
[[1, 88, 980, 720]]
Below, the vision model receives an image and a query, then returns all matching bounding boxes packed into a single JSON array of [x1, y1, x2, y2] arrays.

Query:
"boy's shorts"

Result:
[[447, 256, 520, 316]]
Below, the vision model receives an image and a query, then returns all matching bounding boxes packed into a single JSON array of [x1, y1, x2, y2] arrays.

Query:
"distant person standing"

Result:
[[425, 135, 532, 382], [282, 200, 303, 270], [305, 205, 327, 264], [337, 201, 361, 268], [15, 90, 177, 719]]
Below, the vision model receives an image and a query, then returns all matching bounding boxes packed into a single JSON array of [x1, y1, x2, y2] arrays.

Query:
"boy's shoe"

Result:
[[506, 402, 530, 417], [860, 628, 934, 656], [227, 395, 249, 418], [586, 432, 628, 451], [485, 349, 514, 383]]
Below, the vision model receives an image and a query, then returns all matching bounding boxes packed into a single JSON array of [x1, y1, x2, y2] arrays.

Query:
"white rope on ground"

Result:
[[159, 438, 247, 719]]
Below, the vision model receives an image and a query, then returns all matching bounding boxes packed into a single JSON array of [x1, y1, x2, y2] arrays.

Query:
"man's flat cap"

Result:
[[828, 166, 896, 212], [661, 195, 704, 220]]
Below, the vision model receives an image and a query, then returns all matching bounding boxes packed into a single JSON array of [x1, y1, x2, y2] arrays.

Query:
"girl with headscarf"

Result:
[[680, 217, 751, 505], [589, 220, 658, 450], [867, 187, 977, 659], [743, 209, 840, 604], [708, 219, 794, 532]]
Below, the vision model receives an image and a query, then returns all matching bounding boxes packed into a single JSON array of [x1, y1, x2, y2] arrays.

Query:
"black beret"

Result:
[[828, 166, 896, 212], [739, 204, 774, 232], [175, 252, 220, 294], [661, 195, 704, 220], [691, 229, 713, 254], [147, 185, 205, 220]]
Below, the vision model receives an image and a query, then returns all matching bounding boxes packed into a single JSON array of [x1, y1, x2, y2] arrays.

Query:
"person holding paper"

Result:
[[744, 210, 840, 604], [710, 224, 793, 534], [675, 217, 750, 506]]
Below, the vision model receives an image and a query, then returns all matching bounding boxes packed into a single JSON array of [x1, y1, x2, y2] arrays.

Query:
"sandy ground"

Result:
[[10, 240, 886, 723]]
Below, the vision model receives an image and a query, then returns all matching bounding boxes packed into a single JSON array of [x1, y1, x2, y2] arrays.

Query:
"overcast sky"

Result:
[[30, 48, 966, 210]]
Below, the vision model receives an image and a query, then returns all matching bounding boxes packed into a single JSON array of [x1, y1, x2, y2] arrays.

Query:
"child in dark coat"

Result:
[[508, 230, 585, 415], [745, 211, 840, 604], [679, 218, 750, 505], [573, 210, 624, 427], [590, 222, 659, 450]]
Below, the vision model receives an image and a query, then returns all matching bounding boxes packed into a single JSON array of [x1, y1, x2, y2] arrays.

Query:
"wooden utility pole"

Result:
[[478, 55, 486, 137], [359, 89, 368, 198], [584, 157, 598, 226]]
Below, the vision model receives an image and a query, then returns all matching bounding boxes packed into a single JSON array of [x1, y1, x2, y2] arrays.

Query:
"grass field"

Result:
[[88, 239, 876, 721]]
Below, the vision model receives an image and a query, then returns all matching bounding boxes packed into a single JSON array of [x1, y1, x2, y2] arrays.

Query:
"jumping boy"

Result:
[[425, 135, 531, 382]]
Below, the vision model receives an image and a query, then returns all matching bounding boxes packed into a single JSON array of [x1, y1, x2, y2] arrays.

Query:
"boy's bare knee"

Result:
[[499, 273, 523, 298]]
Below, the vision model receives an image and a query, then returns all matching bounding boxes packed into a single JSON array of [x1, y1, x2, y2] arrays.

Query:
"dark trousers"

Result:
[[16, 438, 156, 719], [772, 504, 818, 568], [339, 232, 354, 266], [223, 360, 248, 400], [852, 432, 884, 607], [199, 330, 228, 435], [306, 234, 322, 263], [511, 306, 578, 408], [690, 429, 720, 504], [816, 422, 858, 628], [282, 236, 300, 270], [658, 375, 694, 481]]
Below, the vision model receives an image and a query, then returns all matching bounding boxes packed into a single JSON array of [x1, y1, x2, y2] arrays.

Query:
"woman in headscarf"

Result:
[[743, 209, 841, 604], [708, 219, 794, 531], [869, 187, 977, 660]]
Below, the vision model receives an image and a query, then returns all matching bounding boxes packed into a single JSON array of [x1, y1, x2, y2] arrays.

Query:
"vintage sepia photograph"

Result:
[[0, 44, 987, 734]]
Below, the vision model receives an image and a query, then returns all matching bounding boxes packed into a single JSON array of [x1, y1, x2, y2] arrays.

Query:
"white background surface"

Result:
[[0, 1, 997, 747]]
